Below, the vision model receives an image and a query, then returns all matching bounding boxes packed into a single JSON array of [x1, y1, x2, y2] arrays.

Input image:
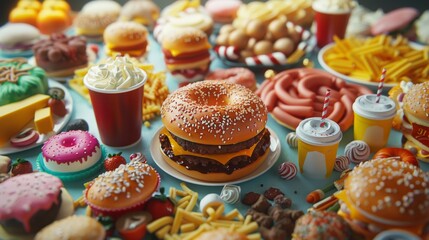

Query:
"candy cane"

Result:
[[245, 52, 287, 66], [214, 45, 240, 61]]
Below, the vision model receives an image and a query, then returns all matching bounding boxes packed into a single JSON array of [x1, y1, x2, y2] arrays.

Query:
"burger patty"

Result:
[[170, 129, 267, 155], [159, 130, 271, 174]]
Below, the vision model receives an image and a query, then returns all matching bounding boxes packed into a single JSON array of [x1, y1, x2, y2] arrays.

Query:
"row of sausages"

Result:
[[256, 68, 372, 131]]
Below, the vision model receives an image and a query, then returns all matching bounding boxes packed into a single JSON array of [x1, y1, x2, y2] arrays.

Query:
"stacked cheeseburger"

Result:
[[159, 80, 271, 182]]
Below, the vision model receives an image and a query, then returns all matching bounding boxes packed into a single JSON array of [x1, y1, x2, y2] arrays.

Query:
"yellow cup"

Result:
[[352, 94, 396, 152], [296, 117, 342, 179]]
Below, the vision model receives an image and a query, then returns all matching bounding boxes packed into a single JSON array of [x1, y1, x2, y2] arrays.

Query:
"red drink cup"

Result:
[[84, 57, 147, 148], [313, 2, 353, 48]]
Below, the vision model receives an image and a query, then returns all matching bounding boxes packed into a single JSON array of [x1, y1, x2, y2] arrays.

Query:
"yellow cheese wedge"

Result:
[[161, 128, 258, 165], [34, 107, 54, 134], [0, 94, 50, 146]]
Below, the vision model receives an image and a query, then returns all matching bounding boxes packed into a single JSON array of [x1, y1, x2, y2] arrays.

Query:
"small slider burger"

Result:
[[402, 81, 429, 162], [159, 80, 271, 182], [335, 158, 429, 239], [103, 21, 148, 57], [161, 27, 211, 84]]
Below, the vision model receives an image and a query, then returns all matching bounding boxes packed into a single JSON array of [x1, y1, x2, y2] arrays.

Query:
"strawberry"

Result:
[[144, 187, 175, 220], [104, 152, 127, 171], [11, 158, 33, 176], [48, 95, 67, 117]]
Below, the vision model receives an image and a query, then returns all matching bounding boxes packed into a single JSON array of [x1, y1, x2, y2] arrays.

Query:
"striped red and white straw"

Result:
[[375, 68, 386, 103], [320, 89, 331, 127]]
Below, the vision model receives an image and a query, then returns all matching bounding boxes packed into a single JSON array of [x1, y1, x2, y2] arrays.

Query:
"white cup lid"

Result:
[[296, 117, 342, 146]]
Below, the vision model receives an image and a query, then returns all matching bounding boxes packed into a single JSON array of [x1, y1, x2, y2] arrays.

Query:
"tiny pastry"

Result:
[[293, 211, 354, 240], [103, 21, 149, 57], [81, 0, 121, 15], [344, 140, 370, 164], [206, 67, 257, 91], [278, 162, 297, 180], [74, 12, 118, 42], [373, 147, 418, 167], [0, 172, 63, 234], [32, 34, 88, 77], [0, 58, 48, 106], [84, 160, 160, 218], [161, 27, 211, 84], [40, 130, 103, 179], [120, 0, 160, 29], [10, 128, 39, 147], [129, 152, 147, 163], [205, 0, 242, 24], [0, 155, 11, 174], [0, 23, 40, 57], [219, 184, 241, 204], [286, 132, 298, 148], [35, 215, 105, 240], [334, 156, 350, 172]]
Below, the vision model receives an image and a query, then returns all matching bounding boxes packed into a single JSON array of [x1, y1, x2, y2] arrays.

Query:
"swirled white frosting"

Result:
[[85, 57, 146, 90], [313, 0, 356, 13]]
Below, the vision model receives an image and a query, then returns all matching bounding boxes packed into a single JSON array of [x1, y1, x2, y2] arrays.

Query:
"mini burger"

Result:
[[402, 81, 429, 162], [74, 11, 118, 42], [161, 27, 211, 83], [0, 23, 40, 57], [103, 21, 148, 57], [335, 158, 429, 239], [159, 80, 271, 182]]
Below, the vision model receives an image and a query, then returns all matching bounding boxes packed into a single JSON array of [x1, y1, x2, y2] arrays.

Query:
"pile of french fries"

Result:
[[146, 183, 261, 240], [323, 35, 429, 83]]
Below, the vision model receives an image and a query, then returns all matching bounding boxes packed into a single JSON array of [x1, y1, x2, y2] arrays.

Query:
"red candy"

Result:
[[10, 128, 39, 147]]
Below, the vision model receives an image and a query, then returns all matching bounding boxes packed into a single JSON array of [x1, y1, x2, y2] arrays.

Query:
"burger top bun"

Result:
[[161, 27, 210, 56], [344, 158, 429, 226], [194, 229, 248, 240], [103, 21, 148, 47], [403, 81, 429, 127]]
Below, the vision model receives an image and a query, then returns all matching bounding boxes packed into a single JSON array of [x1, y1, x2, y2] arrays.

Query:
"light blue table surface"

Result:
[[5, 33, 429, 237]]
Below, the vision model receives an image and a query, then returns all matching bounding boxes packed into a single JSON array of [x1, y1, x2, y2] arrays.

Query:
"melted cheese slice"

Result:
[[161, 128, 258, 165]]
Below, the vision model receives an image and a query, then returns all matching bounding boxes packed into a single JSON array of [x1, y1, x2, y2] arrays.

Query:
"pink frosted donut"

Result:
[[278, 162, 297, 180], [42, 130, 101, 173], [206, 68, 257, 91], [205, 0, 242, 23]]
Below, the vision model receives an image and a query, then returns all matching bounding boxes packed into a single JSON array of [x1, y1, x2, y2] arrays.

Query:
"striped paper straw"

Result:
[[375, 68, 386, 103], [320, 89, 331, 127]]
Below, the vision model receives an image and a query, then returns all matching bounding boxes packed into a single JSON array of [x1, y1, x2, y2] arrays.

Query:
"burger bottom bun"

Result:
[[159, 146, 269, 182]]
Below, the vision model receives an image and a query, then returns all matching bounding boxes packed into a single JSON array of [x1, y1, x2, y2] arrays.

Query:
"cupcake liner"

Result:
[[37, 145, 106, 182], [85, 169, 161, 219]]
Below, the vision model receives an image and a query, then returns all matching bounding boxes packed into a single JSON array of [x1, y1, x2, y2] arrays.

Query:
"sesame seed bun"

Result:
[[336, 158, 429, 238], [161, 80, 267, 145], [35, 216, 105, 240], [161, 27, 211, 56], [403, 81, 429, 127], [74, 11, 118, 40], [103, 21, 148, 57]]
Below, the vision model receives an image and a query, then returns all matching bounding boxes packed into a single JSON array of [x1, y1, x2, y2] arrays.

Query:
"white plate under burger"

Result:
[[0, 80, 73, 155], [150, 126, 281, 187]]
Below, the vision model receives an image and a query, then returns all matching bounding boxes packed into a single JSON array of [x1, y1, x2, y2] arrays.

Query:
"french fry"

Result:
[[147, 216, 174, 233], [237, 222, 259, 235], [180, 223, 196, 233], [247, 233, 263, 240], [185, 193, 198, 212], [156, 225, 172, 239]]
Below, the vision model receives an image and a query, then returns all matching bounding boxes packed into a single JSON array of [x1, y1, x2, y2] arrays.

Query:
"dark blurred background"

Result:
[[1, 0, 428, 26]]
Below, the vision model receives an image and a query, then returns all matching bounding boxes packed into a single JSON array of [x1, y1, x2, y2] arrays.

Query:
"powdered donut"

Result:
[[344, 140, 370, 164], [42, 130, 102, 173], [278, 162, 297, 180]]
